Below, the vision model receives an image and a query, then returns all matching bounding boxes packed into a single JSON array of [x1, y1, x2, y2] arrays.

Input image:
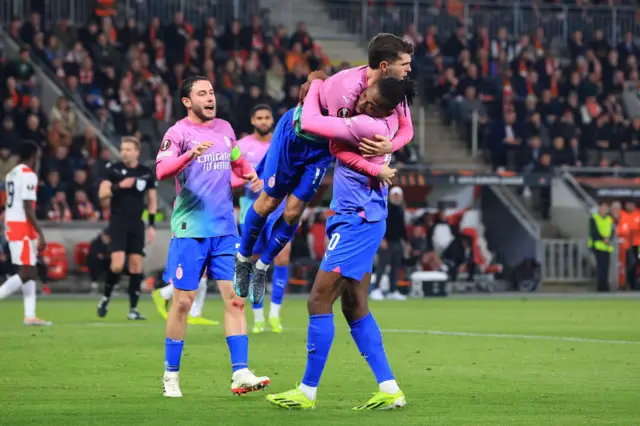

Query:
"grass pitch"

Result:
[[1, 296, 639, 425]]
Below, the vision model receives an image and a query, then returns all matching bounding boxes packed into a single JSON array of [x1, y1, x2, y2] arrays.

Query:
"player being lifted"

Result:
[[234, 33, 414, 304], [266, 77, 417, 411], [234, 105, 290, 334], [97, 136, 157, 320], [0, 141, 51, 326], [156, 76, 269, 398]]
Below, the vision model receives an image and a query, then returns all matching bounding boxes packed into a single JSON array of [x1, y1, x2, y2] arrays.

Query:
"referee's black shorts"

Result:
[[107, 218, 145, 256]]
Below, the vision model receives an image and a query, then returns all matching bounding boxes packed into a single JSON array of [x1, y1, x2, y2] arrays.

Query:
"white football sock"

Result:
[[0, 274, 23, 299], [160, 284, 174, 300], [189, 278, 207, 317], [269, 302, 281, 319], [22, 280, 36, 319], [298, 383, 317, 401], [379, 380, 400, 394], [253, 307, 264, 323], [237, 253, 251, 262], [255, 260, 269, 271]]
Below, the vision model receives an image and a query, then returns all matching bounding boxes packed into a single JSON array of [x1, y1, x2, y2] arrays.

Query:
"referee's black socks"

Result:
[[103, 270, 121, 301], [128, 274, 143, 310]]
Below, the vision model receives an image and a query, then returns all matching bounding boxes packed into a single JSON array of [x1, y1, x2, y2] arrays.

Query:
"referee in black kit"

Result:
[[96, 136, 157, 320]]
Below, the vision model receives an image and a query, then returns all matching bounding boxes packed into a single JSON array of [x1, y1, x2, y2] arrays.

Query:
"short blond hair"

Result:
[[121, 136, 141, 150]]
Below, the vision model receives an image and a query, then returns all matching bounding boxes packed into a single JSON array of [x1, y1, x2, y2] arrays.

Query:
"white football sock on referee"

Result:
[[189, 278, 207, 317], [22, 280, 36, 318], [0, 274, 23, 299], [160, 284, 174, 300]]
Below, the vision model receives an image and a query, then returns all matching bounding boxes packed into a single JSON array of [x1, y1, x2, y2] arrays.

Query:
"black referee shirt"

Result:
[[104, 161, 156, 219]]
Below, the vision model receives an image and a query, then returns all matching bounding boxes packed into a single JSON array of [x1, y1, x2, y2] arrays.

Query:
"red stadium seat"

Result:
[[42, 242, 68, 281], [74, 242, 90, 273]]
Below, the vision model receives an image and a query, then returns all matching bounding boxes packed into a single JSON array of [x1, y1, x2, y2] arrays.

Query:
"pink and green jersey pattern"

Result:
[[157, 117, 249, 239]]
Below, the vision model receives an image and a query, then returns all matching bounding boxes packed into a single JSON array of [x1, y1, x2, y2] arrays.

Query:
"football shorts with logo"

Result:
[[319, 214, 386, 281], [256, 107, 332, 203], [163, 236, 238, 291]]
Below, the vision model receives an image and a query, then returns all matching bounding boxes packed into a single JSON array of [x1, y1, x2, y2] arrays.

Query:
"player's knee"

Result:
[[225, 296, 245, 314], [127, 256, 143, 274], [110, 262, 124, 274], [307, 291, 330, 315], [174, 292, 195, 314], [283, 204, 303, 224]]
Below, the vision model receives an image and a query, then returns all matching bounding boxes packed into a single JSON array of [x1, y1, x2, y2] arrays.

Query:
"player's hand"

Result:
[[377, 164, 397, 187], [118, 177, 136, 189], [147, 226, 155, 245], [242, 172, 260, 192], [307, 70, 328, 82], [188, 141, 213, 159], [37, 231, 46, 253], [360, 134, 392, 158], [249, 178, 264, 193]]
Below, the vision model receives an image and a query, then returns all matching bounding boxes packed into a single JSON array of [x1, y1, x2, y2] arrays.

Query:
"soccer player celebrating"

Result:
[[0, 141, 51, 326], [156, 76, 269, 398], [97, 136, 157, 320], [266, 78, 416, 410], [235, 105, 290, 334], [235, 33, 414, 305]]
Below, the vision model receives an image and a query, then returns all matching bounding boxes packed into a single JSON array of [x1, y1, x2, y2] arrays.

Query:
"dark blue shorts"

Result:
[[319, 214, 386, 281], [256, 108, 332, 203], [163, 236, 238, 291]]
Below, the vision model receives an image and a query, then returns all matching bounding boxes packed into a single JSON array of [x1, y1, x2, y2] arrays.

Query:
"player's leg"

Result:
[[338, 220, 405, 410], [125, 221, 146, 320], [153, 282, 172, 319], [210, 236, 270, 394], [268, 241, 290, 333], [250, 218, 270, 334], [265, 269, 345, 409], [162, 238, 208, 397], [235, 108, 296, 297], [97, 225, 126, 317], [251, 158, 329, 304], [0, 240, 51, 325], [187, 271, 218, 325]]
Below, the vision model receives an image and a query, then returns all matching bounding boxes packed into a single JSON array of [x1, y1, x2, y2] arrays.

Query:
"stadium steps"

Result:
[[421, 110, 486, 167], [261, 0, 368, 65]]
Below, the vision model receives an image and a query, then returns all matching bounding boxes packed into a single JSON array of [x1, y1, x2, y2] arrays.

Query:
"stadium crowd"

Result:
[[415, 19, 640, 172]]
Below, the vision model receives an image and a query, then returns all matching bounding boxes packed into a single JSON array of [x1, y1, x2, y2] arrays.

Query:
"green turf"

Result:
[[1, 297, 640, 425]]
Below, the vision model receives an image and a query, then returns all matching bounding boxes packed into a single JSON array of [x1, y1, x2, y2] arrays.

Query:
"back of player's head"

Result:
[[368, 33, 414, 69], [179, 75, 210, 99], [19, 140, 40, 162], [377, 77, 418, 111], [251, 104, 273, 117]]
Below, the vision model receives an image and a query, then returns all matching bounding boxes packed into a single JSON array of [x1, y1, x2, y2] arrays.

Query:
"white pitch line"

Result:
[[54, 323, 640, 345]]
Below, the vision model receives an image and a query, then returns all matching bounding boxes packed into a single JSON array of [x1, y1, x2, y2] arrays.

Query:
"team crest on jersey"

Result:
[[136, 179, 147, 192], [160, 140, 171, 151], [268, 175, 275, 188], [176, 265, 183, 280], [337, 108, 352, 118]]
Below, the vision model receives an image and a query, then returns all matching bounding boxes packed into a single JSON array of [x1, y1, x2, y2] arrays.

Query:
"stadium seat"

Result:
[[74, 242, 90, 273], [624, 151, 640, 167], [42, 242, 68, 281]]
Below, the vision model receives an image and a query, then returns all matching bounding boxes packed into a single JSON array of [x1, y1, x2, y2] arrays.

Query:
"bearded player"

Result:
[[234, 33, 414, 305], [266, 77, 417, 411], [156, 75, 269, 398]]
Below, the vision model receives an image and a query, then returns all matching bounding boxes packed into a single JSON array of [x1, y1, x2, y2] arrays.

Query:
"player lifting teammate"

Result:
[[156, 75, 269, 397], [234, 33, 414, 305], [266, 75, 418, 411], [97, 136, 158, 320], [0, 141, 51, 326]]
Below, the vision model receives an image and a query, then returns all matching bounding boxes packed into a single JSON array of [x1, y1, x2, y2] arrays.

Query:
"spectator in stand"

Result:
[[1, 116, 21, 155], [49, 96, 78, 135]]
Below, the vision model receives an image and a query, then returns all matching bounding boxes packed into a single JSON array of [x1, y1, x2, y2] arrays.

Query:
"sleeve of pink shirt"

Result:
[[302, 80, 383, 147], [330, 141, 382, 176], [390, 102, 414, 151], [156, 126, 193, 180]]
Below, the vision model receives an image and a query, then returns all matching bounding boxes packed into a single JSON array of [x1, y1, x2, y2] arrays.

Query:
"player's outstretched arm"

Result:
[[230, 145, 260, 192], [155, 132, 212, 180]]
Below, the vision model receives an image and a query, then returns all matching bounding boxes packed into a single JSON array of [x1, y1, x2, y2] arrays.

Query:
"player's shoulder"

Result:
[[12, 164, 37, 180], [137, 163, 154, 175], [164, 119, 187, 140], [213, 118, 235, 136], [108, 161, 124, 170]]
